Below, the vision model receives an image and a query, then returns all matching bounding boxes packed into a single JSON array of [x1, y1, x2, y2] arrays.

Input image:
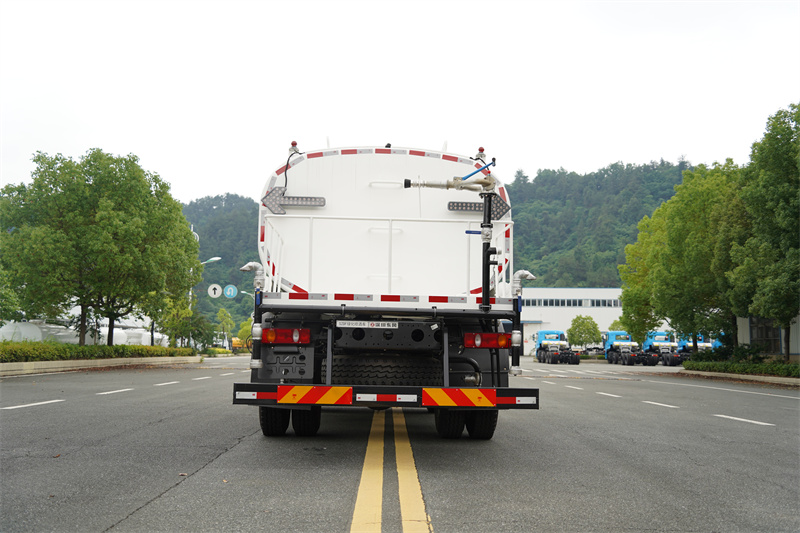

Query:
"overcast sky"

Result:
[[1, 0, 798, 205]]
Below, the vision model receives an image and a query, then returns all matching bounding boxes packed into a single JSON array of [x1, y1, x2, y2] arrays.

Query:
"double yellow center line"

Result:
[[350, 408, 433, 533]]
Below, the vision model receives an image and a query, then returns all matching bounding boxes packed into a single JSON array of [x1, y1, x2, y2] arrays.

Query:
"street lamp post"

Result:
[[188, 256, 223, 349]]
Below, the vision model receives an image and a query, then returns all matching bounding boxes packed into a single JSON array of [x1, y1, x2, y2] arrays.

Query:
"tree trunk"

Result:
[[784, 327, 790, 364], [107, 318, 115, 346], [79, 305, 87, 346]]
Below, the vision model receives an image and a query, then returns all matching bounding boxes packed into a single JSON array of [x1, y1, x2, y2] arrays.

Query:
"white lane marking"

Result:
[[643, 401, 679, 409], [96, 388, 134, 395], [154, 381, 180, 386], [192, 377, 212, 381], [2, 399, 66, 410], [565, 386, 584, 390], [566, 370, 586, 374], [713, 414, 775, 426], [542, 381, 556, 385], [597, 392, 621, 398], [220, 373, 234, 376], [645, 380, 800, 400], [241, 370, 250, 373], [534, 369, 549, 373]]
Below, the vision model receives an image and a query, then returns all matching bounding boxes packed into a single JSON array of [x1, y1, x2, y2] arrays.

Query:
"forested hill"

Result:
[[506, 159, 689, 287], [182, 160, 688, 323], [183, 194, 260, 327]]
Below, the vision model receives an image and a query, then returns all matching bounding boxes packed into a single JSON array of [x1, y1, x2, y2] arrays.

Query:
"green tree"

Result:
[[620, 161, 744, 350], [567, 315, 601, 348], [237, 318, 252, 343], [216, 308, 234, 349], [729, 103, 800, 361], [608, 319, 624, 331], [0, 154, 91, 336], [0, 266, 21, 325], [619, 215, 665, 343], [0, 149, 200, 344]]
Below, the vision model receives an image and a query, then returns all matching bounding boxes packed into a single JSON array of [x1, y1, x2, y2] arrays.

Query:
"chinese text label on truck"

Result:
[[233, 143, 539, 439]]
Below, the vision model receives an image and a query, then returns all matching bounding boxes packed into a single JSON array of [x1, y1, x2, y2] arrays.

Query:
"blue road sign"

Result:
[[224, 285, 238, 298]]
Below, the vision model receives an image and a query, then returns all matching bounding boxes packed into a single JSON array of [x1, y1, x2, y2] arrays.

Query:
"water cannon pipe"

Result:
[[403, 176, 494, 193]]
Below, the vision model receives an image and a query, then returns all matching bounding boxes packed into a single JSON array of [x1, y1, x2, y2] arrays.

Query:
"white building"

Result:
[[520, 287, 622, 355]]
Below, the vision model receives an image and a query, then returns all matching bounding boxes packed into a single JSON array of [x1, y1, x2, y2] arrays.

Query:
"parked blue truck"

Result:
[[534, 330, 580, 365], [603, 331, 659, 365], [643, 331, 682, 366], [676, 334, 719, 363]]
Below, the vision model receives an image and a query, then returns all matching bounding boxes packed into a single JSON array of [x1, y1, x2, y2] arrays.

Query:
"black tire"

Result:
[[434, 409, 465, 439], [259, 406, 290, 437], [291, 406, 321, 436], [465, 410, 498, 440]]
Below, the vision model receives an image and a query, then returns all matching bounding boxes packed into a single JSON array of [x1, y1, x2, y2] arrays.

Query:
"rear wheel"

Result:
[[434, 409, 465, 439], [259, 406, 290, 437], [291, 406, 322, 436], [465, 410, 498, 440]]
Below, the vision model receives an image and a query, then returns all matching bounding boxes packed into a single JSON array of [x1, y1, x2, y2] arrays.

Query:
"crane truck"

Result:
[[233, 143, 539, 439]]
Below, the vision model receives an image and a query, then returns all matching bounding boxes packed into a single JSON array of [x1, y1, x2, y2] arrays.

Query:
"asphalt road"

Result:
[[1, 356, 798, 532]]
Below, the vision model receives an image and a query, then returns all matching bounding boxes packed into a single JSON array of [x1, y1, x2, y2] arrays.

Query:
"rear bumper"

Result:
[[233, 383, 539, 409]]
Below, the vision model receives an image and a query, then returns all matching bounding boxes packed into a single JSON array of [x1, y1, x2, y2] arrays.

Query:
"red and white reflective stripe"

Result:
[[380, 295, 419, 302], [275, 154, 307, 175], [475, 162, 492, 176], [273, 147, 478, 175], [261, 292, 514, 308], [498, 186, 508, 203], [356, 393, 417, 403], [497, 396, 537, 405], [333, 294, 374, 301], [235, 391, 277, 400]]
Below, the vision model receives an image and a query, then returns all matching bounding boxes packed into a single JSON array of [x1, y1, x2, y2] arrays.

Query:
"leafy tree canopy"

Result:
[[567, 315, 602, 348], [0, 149, 200, 344]]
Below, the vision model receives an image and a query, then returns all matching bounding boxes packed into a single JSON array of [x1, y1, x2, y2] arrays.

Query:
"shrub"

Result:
[[200, 347, 231, 356], [683, 360, 799, 378], [0, 341, 195, 363]]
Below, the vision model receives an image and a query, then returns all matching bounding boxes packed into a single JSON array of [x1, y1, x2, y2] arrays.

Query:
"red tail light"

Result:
[[464, 332, 511, 349], [262, 328, 311, 345]]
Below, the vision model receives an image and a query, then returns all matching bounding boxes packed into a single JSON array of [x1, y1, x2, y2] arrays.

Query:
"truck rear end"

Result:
[[233, 143, 538, 439]]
